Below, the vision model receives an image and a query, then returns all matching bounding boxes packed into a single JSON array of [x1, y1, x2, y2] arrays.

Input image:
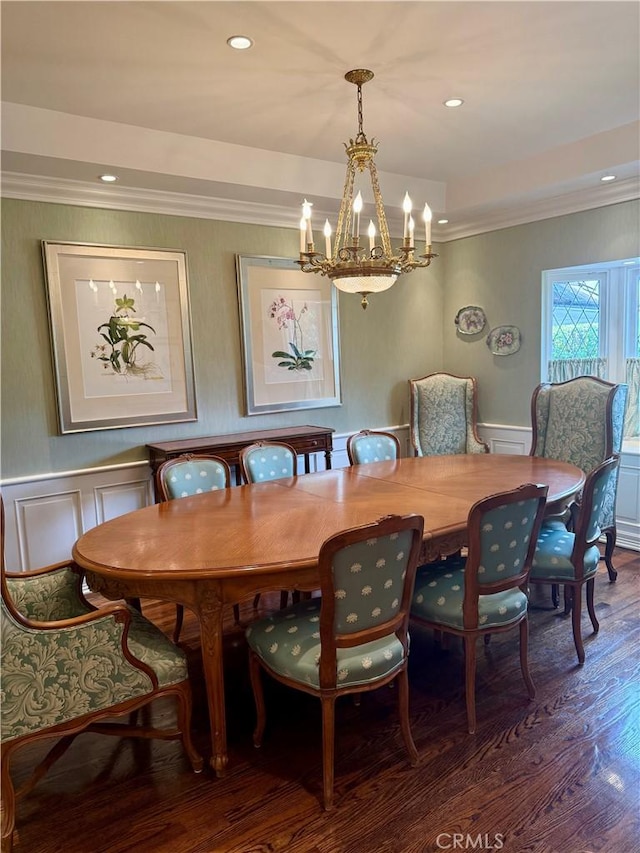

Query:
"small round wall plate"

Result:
[[455, 305, 487, 335], [486, 325, 521, 356]]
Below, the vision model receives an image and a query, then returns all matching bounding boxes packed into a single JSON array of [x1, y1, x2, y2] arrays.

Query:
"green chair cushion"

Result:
[[411, 565, 528, 630], [126, 607, 190, 687], [6, 566, 92, 621], [246, 599, 405, 690], [531, 522, 600, 581]]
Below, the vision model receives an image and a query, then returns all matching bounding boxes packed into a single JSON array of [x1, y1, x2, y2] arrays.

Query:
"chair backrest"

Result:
[[569, 455, 620, 573], [155, 453, 231, 500], [346, 430, 401, 465], [530, 376, 627, 532], [239, 441, 297, 483], [317, 513, 424, 689], [461, 483, 548, 630], [530, 376, 627, 470], [409, 372, 488, 456]]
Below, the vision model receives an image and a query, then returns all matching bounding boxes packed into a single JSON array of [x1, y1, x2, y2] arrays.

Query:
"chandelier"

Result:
[[297, 69, 437, 309]]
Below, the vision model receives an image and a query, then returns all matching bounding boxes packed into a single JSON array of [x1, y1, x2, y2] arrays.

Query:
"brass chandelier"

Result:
[[297, 69, 437, 308]]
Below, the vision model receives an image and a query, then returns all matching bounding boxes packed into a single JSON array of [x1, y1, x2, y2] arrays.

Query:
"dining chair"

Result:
[[0, 500, 202, 853], [530, 455, 620, 665], [410, 483, 548, 734], [155, 453, 234, 635], [346, 429, 401, 465], [239, 440, 298, 610], [409, 372, 489, 456], [239, 440, 297, 483], [245, 513, 425, 810], [530, 376, 628, 583]]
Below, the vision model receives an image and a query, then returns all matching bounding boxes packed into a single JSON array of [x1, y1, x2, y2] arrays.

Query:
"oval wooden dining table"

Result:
[[72, 453, 585, 775]]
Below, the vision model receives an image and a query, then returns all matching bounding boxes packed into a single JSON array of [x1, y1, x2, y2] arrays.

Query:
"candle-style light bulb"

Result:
[[423, 202, 432, 247], [403, 192, 412, 238], [352, 191, 363, 239], [299, 216, 307, 253], [323, 219, 332, 258], [301, 198, 313, 247], [367, 220, 376, 252], [408, 215, 415, 244]]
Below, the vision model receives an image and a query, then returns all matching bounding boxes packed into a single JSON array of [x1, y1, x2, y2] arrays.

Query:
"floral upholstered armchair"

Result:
[[409, 372, 489, 457], [530, 376, 628, 581], [0, 503, 202, 852]]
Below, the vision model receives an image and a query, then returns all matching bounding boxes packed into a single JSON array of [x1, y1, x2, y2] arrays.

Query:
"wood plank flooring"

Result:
[[7, 548, 639, 853]]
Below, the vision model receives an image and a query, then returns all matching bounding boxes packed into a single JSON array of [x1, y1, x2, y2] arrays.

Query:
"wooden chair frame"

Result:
[[410, 483, 548, 734], [248, 513, 425, 810], [529, 456, 620, 665]]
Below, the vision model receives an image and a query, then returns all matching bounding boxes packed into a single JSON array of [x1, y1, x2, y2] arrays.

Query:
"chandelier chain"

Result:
[[356, 83, 365, 141]]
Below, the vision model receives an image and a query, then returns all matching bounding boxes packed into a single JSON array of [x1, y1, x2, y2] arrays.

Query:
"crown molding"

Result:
[[1, 171, 638, 243]]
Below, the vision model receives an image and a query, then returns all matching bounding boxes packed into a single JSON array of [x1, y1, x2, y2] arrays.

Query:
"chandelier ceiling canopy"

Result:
[[297, 69, 437, 309]]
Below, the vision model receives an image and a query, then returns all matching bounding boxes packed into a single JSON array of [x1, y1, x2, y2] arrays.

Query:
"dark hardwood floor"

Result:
[[7, 548, 639, 853]]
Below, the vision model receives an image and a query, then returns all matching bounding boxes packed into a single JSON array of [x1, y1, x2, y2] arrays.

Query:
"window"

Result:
[[542, 258, 640, 439]]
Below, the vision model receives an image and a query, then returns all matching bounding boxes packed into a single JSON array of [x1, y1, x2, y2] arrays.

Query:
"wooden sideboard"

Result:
[[147, 424, 334, 488]]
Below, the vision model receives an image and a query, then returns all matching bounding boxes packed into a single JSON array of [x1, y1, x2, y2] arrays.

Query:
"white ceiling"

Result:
[[2, 0, 639, 240]]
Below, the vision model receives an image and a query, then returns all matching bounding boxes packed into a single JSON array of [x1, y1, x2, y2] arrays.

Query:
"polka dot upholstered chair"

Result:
[[245, 513, 424, 810], [156, 453, 233, 635], [239, 440, 297, 484], [0, 497, 202, 853], [346, 429, 401, 466], [409, 372, 489, 457], [410, 483, 548, 734], [239, 441, 298, 612], [530, 455, 620, 665], [530, 376, 627, 583], [156, 453, 231, 501]]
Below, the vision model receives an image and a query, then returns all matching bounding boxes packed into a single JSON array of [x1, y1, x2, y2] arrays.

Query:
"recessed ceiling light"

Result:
[[443, 98, 464, 108], [600, 174, 616, 182], [437, 218, 449, 225], [99, 174, 118, 183], [227, 35, 253, 50]]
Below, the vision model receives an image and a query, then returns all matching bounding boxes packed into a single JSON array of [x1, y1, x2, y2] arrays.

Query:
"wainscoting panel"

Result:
[[95, 479, 154, 525], [15, 491, 83, 569]]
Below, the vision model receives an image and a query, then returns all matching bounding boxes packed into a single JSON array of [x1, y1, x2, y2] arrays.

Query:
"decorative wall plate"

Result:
[[455, 305, 487, 335], [486, 325, 521, 356]]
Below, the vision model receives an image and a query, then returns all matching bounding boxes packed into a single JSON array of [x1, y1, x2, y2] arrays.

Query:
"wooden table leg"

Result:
[[197, 582, 228, 777]]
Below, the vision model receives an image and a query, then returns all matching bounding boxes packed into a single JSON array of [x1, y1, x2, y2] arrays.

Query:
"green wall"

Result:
[[2, 197, 638, 480], [442, 201, 640, 426], [1, 199, 444, 478]]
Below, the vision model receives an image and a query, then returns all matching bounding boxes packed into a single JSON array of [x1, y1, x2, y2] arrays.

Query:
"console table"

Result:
[[147, 424, 334, 489]]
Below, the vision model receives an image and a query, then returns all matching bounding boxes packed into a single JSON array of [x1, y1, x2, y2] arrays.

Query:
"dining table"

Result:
[[72, 453, 585, 775]]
